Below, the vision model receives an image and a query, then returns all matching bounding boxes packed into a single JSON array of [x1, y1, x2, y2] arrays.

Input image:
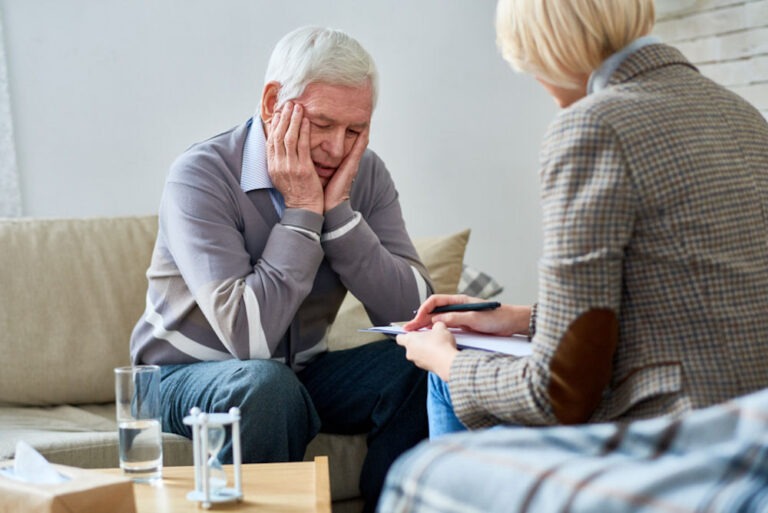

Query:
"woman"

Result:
[[377, 1, 768, 511], [396, 0, 768, 441]]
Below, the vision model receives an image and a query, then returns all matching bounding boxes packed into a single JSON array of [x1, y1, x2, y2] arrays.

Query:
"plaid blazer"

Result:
[[450, 44, 768, 428]]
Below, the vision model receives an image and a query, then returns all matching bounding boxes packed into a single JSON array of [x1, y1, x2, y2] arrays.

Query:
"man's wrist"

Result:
[[321, 201, 360, 242], [284, 202, 323, 216], [281, 208, 324, 241], [323, 195, 350, 213], [321, 212, 361, 242], [284, 225, 320, 241]]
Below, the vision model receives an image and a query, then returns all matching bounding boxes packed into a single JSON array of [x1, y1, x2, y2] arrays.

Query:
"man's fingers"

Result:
[[268, 112, 281, 158], [352, 127, 370, 159], [298, 118, 311, 163], [283, 103, 303, 153], [340, 127, 369, 173], [273, 102, 293, 156], [329, 127, 369, 193]]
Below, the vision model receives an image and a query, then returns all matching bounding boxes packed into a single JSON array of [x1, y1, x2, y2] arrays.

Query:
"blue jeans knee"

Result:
[[160, 359, 320, 463]]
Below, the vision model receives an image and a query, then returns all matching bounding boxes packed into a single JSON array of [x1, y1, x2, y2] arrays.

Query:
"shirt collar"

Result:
[[240, 117, 272, 193], [587, 35, 661, 95]]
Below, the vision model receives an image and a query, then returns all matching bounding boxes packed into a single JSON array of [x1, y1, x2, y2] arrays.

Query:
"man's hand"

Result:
[[267, 102, 324, 215], [323, 127, 369, 212]]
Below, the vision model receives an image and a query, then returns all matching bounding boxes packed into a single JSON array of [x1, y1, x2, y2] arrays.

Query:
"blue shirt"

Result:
[[240, 117, 286, 216], [587, 35, 661, 95]]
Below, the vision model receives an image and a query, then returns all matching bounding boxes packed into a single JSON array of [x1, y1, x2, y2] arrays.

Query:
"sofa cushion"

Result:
[[0, 216, 468, 405], [327, 229, 470, 351], [0, 216, 158, 406], [305, 432, 367, 501], [0, 404, 192, 468]]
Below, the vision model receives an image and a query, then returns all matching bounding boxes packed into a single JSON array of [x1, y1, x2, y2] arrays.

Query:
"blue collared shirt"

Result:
[[587, 35, 661, 95], [240, 117, 286, 216]]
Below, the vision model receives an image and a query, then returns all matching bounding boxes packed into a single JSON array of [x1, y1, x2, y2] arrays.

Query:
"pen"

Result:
[[429, 301, 502, 314]]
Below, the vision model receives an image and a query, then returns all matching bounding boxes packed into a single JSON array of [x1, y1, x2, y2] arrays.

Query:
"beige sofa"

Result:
[[0, 216, 469, 512]]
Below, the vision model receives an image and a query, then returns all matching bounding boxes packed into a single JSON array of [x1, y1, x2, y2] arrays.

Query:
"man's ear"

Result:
[[260, 82, 281, 122]]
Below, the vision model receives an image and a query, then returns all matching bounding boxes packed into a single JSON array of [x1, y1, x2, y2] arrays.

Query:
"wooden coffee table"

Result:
[[99, 456, 331, 513]]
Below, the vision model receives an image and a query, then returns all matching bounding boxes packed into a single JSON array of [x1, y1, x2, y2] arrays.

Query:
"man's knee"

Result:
[[212, 359, 310, 413], [191, 360, 319, 463]]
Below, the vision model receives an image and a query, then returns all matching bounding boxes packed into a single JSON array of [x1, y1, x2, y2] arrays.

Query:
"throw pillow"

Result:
[[0, 216, 158, 406], [458, 264, 504, 299]]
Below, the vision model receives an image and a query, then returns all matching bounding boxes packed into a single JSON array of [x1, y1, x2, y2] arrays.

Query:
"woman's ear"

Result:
[[260, 82, 281, 122]]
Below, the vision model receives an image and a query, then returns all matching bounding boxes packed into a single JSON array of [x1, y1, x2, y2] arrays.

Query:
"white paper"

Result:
[[0, 441, 69, 484], [361, 326, 533, 356]]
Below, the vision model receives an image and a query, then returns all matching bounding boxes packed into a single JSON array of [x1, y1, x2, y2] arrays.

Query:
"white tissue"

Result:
[[0, 441, 69, 484]]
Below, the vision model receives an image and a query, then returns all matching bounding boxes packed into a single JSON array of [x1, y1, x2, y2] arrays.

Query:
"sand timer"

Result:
[[183, 407, 243, 509]]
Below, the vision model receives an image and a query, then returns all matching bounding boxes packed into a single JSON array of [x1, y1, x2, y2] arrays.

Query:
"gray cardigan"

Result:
[[131, 120, 431, 370]]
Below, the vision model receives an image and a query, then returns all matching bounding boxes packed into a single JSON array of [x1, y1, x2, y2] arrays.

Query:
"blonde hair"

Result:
[[495, 0, 655, 88]]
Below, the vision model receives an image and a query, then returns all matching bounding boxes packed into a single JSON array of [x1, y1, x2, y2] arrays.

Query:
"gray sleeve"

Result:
[[321, 151, 433, 325], [160, 176, 324, 360]]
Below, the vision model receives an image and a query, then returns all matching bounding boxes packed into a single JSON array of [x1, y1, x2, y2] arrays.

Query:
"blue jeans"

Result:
[[427, 372, 467, 439], [160, 339, 427, 513]]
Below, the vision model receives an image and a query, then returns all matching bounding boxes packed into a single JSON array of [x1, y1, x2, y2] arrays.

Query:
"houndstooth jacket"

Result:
[[449, 44, 768, 428]]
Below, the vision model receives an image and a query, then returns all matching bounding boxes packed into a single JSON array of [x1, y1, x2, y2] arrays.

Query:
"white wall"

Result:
[[0, 8, 19, 216], [1, 0, 557, 303]]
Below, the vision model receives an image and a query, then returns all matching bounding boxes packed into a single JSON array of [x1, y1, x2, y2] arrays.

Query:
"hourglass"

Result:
[[205, 423, 227, 491], [183, 407, 243, 508]]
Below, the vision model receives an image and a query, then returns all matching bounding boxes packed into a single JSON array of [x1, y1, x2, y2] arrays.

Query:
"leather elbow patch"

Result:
[[548, 308, 618, 424]]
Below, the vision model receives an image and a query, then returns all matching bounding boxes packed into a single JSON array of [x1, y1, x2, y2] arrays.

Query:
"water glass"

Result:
[[114, 365, 163, 482]]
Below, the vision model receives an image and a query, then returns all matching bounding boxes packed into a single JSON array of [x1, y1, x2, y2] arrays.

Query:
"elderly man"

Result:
[[130, 26, 431, 511]]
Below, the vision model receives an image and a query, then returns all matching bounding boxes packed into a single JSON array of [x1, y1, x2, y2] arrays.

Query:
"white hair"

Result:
[[264, 26, 378, 108]]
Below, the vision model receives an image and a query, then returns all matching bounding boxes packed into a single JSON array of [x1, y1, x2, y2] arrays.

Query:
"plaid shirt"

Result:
[[378, 386, 768, 512], [449, 44, 768, 428]]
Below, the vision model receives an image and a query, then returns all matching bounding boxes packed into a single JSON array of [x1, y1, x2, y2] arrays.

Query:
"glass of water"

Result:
[[114, 365, 163, 482]]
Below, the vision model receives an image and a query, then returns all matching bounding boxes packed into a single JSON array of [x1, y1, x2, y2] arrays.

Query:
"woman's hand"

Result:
[[403, 294, 532, 337], [403, 294, 482, 330], [396, 322, 459, 380]]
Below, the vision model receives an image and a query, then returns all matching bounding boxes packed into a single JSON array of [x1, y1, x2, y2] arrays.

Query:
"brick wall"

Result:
[[654, 0, 768, 120]]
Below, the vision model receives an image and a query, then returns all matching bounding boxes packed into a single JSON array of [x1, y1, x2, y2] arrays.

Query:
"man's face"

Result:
[[291, 81, 373, 186]]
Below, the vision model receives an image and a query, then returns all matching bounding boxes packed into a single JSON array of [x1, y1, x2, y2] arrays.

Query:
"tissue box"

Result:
[[0, 461, 136, 513]]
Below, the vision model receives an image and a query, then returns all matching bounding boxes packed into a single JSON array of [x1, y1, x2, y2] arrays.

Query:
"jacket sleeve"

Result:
[[448, 107, 635, 428]]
